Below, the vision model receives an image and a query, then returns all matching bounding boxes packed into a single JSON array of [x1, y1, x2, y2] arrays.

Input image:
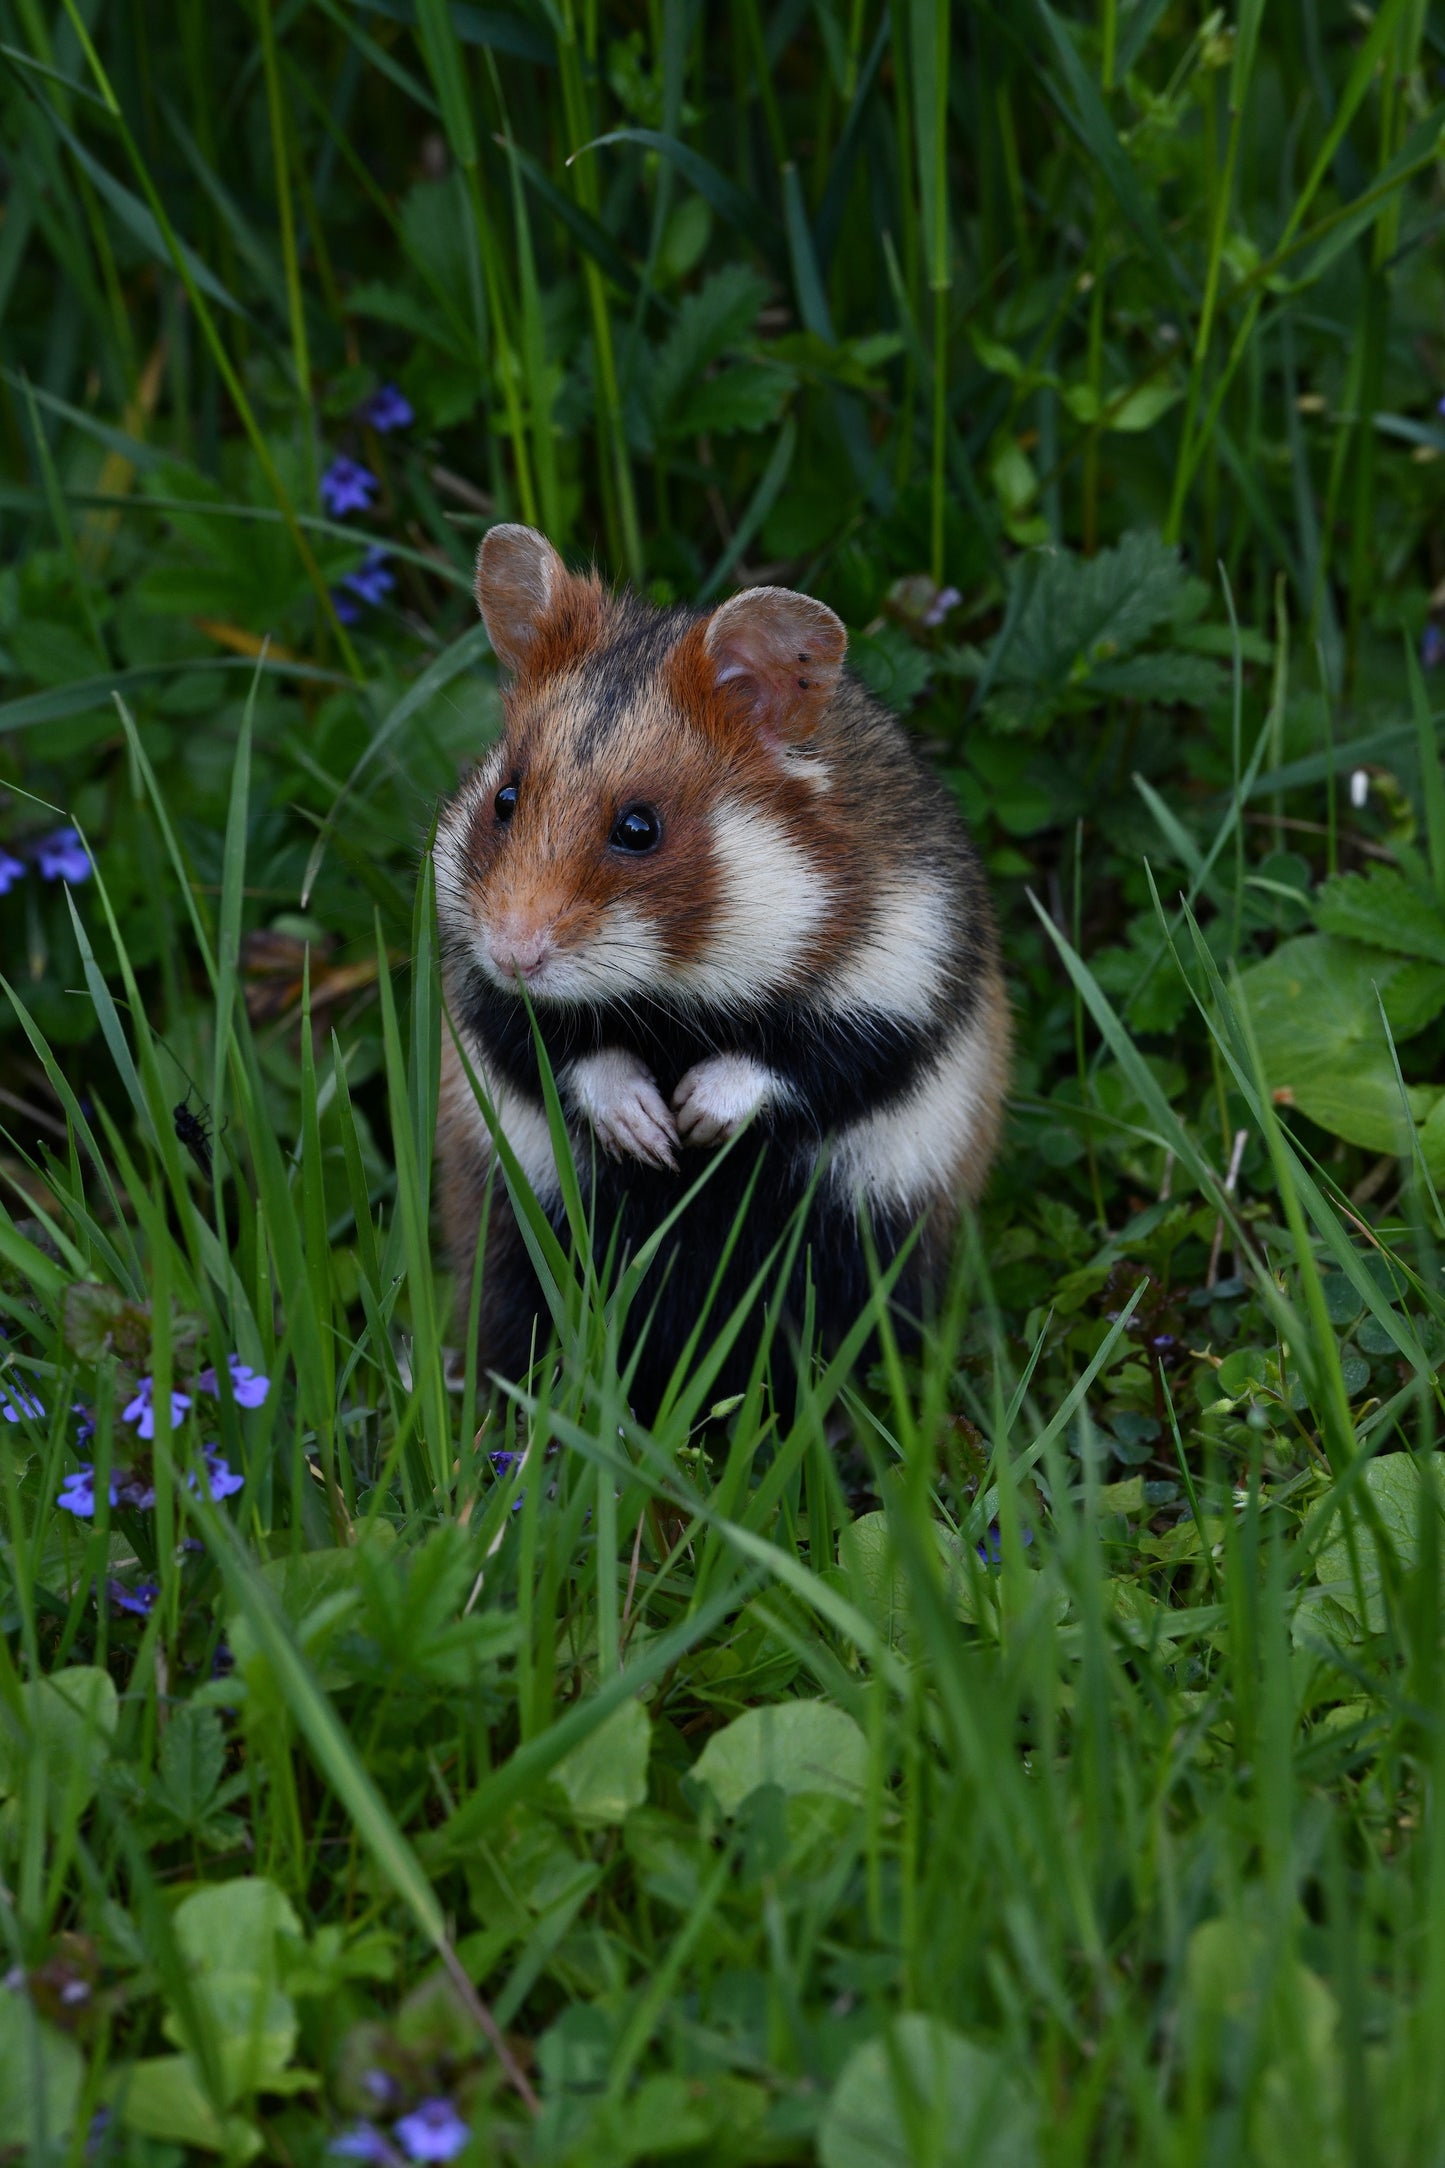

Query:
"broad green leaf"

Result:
[[1235, 935, 1445, 1154], [691, 1699, 867, 1816], [1315, 868, 1445, 965], [820, 2014, 1037, 2168], [0, 1993, 83, 2151], [549, 1699, 651, 1825], [113, 2056, 260, 2159], [1313, 1454, 1445, 1633], [0, 1666, 119, 1812]]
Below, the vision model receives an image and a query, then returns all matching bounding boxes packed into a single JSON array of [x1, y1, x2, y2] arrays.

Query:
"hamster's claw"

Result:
[[673, 1055, 776, 1148], [566, 1050, 680, 1170]]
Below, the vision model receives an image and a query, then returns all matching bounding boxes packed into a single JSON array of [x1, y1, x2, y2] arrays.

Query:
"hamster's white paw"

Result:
[[565, 1049, 679, 1170], [673, 1054, 782, 1147]]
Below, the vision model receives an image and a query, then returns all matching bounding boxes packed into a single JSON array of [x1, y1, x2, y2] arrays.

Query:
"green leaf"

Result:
[[1235, 934, 1445, 1154], [113, 2056, 260, 2159], [549, 1699, 651, 1825], [690, 1699, 868, 1816], [645, 265, 770, 442], [820, 2014, 1037, 2168], [1313, 1454, 1445, 1633], [164, 1880, 306, 2102], [1314, 867, 1445, 964], [0, 1666, 119, 1813], [667, 362, 790, 439], [988, 531, 1190, 720], [0, 1993, 83, 2152], [849, 625, 934, 713], [153, 1704, 226, 1829]]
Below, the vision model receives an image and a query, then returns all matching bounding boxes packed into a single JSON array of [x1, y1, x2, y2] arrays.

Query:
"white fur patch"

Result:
[[448, 1035, 562, 1207], [827, 1018, 994, 1215], [470, 901, 666, 1006], [673, 1053, 790, 1147], [679, 801, 831, 1007], [824, 877, 954, 1025], [564, 1048, 679, 1169]]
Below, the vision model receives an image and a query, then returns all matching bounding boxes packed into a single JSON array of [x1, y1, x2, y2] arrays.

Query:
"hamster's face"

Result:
[[433, 526, 853, 1012]]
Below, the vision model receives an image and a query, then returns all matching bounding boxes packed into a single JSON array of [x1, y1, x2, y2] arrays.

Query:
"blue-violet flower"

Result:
[[320, 457, 379, 518], [36, 827, 91, 883], [358, 384, 414, 433]]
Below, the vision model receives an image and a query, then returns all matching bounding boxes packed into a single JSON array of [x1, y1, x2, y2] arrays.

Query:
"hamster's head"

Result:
[[435, 525, 852, 1011]]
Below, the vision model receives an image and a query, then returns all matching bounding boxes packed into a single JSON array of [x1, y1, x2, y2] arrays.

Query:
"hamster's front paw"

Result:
[[673, 1055, 782, 1148], [565, 1049, 679, 1170]]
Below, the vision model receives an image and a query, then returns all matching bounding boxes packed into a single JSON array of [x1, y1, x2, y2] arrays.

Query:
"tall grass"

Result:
[[2, 3, 1445, 2162]]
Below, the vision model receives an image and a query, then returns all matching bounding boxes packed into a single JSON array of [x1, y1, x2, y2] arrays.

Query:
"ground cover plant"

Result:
[[2, 0, 1445, 2160]]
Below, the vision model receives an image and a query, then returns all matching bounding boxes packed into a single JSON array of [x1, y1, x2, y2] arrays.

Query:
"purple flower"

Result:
[[358, 384, 414, 433], [329, 2127, 401, 2166], [122, 1378, 191, 1439], [333, 587, 362, 626], [922, 584, 962, 628], [193, 1450, 244, 1502], [0, 849, 25, 895], [58, 1465, 112, 1516], [343, 548, 395, 609], [320, 457, 379, 518], [114, 1467, 157, 1510], [1, 1384, 44, 1423], [196, 1355, 270, 1409], [362, 2071, 403, 2112], [1422, 623, 1445, 670], [36, 827, 91, 883], [394, 2100, 470, 2164], [73, 1403, 96, 1446], [976, 1522, 1033, 1568], [108, 1577, 159, 1617]]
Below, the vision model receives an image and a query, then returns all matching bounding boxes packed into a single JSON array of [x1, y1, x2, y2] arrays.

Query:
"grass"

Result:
[[3, 2, 1445, 2162]]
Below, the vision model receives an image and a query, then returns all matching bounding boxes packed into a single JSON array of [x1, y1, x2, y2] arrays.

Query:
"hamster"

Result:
[[433, 524, 1009, 1418]]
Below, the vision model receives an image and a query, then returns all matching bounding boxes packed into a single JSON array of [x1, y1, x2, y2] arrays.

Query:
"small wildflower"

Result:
[[343, 547, 395, 609], [73, 1403, 95, 1445], [329, 2127, 401, 2166], [107, 1578, 159, 1618], [358, 383, 414, 433], [394, 2099, 470, 2164], [1, 1384, 44, 1423], [320, 456, 379, 518], [1421, 623, 1445, 670], [57, 1465, 117, 1517], [194, 1449, 244, 1502], [333, 587, 362, 626], [922, 584, 962, 628], [196, 1355, 270, 1408], [0, 849, 25, 895], [113, 1467, 157, 1511], [122, 1378, 191, 1439], [976, 1523, 1034, 1568], [1349, 767, 1370, 810], [362, 2071, 404, 2112], [36, 827, 91, 884]]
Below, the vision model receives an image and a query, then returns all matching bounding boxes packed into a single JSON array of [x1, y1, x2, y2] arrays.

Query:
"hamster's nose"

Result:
[[486, 919, 552, 980]]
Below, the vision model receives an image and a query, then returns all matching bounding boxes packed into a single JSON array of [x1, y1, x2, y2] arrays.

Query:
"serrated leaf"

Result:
[[1315, 867, 1445, 964], [63, 1280, 152, 1364], [1089, 652, 1228, 705], [646, 265, 770, 437], [849, 625, 933, 712], [989, 532, 1190, 720], [668, 362, 790, 439]]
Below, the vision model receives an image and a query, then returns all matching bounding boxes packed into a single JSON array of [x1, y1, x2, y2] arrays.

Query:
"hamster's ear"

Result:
[[475, 524, 600, 674], [701, 586, 846, 742]]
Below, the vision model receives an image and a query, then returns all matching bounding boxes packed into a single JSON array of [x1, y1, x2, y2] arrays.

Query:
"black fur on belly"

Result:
[[476, 1129, 919, 1422], [458, 969, 936, 1140]]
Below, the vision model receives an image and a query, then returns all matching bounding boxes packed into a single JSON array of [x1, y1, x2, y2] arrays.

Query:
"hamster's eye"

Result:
[[610, 803, 662, 854], [494, 783, 518, 825]]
